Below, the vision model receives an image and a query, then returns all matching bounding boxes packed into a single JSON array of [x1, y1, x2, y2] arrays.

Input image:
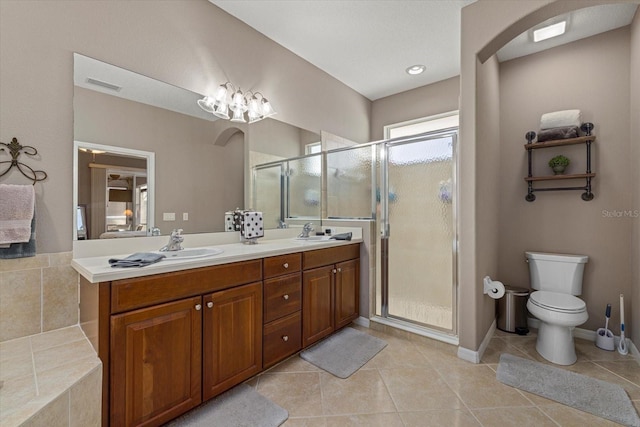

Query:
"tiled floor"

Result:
[[249, 325, 640, 426]]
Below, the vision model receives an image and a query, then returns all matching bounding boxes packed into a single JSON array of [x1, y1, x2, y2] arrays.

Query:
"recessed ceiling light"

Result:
[[406, 65, 426, 75], [533, 21, 566, 42]]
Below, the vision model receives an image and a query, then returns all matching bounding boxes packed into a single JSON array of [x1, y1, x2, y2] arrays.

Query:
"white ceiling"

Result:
[[211, 1, 637, 101]]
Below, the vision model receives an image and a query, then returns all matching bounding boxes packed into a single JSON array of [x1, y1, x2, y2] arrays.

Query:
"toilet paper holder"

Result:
[[483, 276, 505, 299]]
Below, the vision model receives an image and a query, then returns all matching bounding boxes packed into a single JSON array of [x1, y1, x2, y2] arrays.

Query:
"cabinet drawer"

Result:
[[263, 253, 301, 279], [263, 311, 301, 368], [302, 244, 360, 270], [264, 273, 301, 323], [111, 260, 262, 313]]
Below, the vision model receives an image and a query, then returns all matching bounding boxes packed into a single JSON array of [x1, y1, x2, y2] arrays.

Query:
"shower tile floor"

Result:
[[248, 325, 640, 426]]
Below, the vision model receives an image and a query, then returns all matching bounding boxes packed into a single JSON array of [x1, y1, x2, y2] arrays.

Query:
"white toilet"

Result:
[[525, 251, 589, 365]]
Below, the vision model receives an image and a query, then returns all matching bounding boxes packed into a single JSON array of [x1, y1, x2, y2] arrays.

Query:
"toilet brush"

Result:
[[595, 303, 614, 351], [618, 294, 628, 355]]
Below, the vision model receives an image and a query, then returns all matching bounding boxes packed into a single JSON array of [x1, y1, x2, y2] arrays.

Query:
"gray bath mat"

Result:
[[497, 353, 640, 426], [165, 383, 288, 427], [300, 327, 387, 378]]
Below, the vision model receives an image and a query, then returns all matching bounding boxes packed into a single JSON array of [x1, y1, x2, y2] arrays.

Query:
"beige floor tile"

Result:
[[436, 363, 532, 409], [365, 341, 430, 369], [594, 360, 640, 387], [480, 338, 535, 364], [320, 369, 396, 415], [575, 339, 635, 362], [413, 338, 471, 367], [257, 372, 324, 418], [399, 409, 481, 427], [472, 406, 558, 426], [379, 367, 463, 411], [284, 417, 327, 426], [267, 355, 322, 373], [324, 412, 404, 426], [538, 403, 622, 426]]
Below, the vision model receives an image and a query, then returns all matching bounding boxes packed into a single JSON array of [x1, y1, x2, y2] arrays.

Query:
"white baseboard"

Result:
[[457, 319, 496, 364], [352, 316, 370, 328]]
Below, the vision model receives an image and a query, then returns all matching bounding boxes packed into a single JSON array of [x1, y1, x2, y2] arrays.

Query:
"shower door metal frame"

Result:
[[378, 129, 459, 336]]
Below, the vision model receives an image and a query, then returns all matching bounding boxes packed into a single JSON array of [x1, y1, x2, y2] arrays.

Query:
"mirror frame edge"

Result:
[[73, 140, 156, 241]]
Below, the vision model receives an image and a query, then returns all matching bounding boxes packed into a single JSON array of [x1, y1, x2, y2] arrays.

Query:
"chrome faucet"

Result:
[[298, 222, 314, 238], [278, 220, 288, 229], [159, 228, 184, 251]]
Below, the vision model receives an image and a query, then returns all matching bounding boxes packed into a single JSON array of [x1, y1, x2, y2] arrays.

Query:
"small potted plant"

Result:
[[548, 155, 570, 175]]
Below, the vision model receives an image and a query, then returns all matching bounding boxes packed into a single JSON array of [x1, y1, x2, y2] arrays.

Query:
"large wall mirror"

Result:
[[73, 53, 320, 240]]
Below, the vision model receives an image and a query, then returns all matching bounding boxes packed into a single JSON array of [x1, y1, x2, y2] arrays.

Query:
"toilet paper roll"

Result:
[[483, 276, 506, 299], [486, 280, 505, 299]]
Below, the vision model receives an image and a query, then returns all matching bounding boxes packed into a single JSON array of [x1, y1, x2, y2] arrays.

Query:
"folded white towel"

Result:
[[540, 109, 582, 130], [0, 184, 35, 245]]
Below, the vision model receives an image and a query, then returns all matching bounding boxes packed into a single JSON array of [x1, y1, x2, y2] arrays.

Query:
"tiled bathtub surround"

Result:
[[0, 252, 79, 342], [0, 326, 101, 426]]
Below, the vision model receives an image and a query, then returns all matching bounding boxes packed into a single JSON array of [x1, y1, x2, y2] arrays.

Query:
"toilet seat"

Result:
[[529, 291, 586, 314]]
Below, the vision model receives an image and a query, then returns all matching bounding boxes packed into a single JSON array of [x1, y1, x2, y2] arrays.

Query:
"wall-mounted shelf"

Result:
[[524, 123, 595, 202]]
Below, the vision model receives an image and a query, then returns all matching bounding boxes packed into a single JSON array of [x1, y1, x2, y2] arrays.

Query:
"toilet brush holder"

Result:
[[595, 330, 615, 351]]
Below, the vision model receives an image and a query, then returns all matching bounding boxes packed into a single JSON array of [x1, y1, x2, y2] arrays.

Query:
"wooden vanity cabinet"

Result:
[[202, 282, 262, 400], [262, 253, 302, 368], [302, 245, 360, 348], [110, 296, 202, 427]]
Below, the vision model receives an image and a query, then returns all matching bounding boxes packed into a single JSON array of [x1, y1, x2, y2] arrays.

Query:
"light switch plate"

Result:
[[163, 212, 176, 221], [183, 213, 189, 221]]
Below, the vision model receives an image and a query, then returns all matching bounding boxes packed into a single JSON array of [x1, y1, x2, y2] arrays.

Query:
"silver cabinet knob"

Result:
[[283, 262, 289, 268], [195, 304, 202, 311], [283, 294, 289, 300], [337, 268, 342, 273], [282, 335, 289, 342], [207, 302, 213, 308], [333, 269, 337, 274]]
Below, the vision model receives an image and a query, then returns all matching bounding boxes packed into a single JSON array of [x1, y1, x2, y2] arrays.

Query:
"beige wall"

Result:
[[458, 0, 626, 351], [498, 27, 633, 336], [370, 76, 460, 141], [0, 0, 370, 254], [631, 10, 640, 347]]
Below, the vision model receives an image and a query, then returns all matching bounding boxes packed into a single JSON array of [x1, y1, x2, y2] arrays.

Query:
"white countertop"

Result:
[[72, 230, 362, 283]]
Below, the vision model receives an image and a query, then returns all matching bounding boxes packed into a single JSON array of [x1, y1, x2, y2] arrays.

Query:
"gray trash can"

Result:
[[497, 286, 530, 335]]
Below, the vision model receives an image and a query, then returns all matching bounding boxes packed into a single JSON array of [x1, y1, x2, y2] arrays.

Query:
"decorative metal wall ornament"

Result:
[[0, 137, 48, 184]]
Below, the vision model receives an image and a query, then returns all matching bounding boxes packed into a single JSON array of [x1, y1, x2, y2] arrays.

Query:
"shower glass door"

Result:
[[378, 131, 457, 333]]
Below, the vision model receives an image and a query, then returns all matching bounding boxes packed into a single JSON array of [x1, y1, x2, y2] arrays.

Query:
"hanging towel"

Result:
[[109, 252, 166, 268], [540, 110, 581, 130], [0, 212, 36, 258], [0, 184, 35, 245]]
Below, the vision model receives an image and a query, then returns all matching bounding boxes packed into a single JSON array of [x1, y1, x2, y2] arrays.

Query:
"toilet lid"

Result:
[[530, 291, 586, 313]]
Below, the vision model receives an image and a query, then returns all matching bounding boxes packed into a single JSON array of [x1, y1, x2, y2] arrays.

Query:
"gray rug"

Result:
[[164, 383, 288, 427], [497, 353, 640, 427], [300, 327, 387, 378]]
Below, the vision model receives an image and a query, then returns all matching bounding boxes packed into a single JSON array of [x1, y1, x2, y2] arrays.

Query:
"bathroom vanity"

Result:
[[74, 237, 361, 427]]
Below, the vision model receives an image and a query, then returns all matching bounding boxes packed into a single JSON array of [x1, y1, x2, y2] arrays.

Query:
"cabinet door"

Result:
[[335, 259, 360, 330], [302, 266, 335, 347], [111, 296, 202, 427], [202, 281, 262, 401]]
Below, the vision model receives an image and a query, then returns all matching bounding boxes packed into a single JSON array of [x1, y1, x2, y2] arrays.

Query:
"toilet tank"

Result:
[[526, 252, 588, 295]]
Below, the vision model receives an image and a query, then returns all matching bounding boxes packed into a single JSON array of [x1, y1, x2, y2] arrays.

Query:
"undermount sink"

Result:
[[160, 247, 224, 260], [295, 235, 333, 241]]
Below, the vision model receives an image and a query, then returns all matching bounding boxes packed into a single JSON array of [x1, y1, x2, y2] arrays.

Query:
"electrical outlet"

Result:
[[163, 212, 175, 221], [183, 212, 189, 221]]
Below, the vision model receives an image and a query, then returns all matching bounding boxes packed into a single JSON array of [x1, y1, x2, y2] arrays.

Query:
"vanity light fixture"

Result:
[[197, 82, 276, 124], [533, 21, 566, 42], [405, 64, 426, 75]]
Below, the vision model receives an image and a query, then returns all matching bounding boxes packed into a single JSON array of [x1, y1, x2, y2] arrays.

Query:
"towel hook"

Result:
[[0, 137, 48, 184]]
